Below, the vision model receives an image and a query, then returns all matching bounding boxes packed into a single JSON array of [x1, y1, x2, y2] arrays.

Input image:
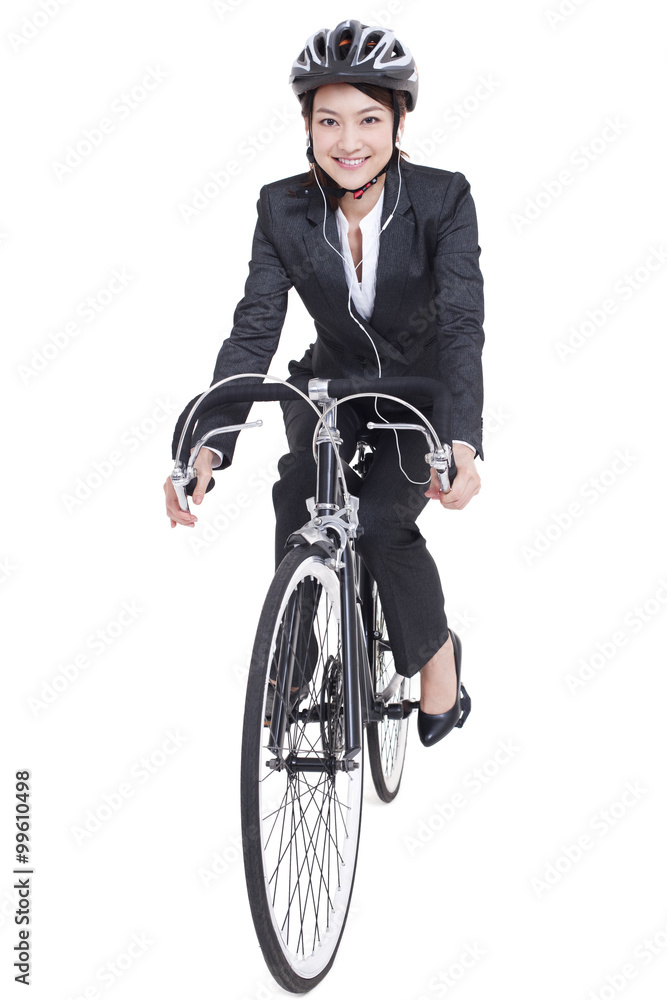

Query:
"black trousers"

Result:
[[271, 391, 449, 679]]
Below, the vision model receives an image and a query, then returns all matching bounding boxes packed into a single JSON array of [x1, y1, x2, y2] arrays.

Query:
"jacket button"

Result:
[[356, 355, 367, 366]]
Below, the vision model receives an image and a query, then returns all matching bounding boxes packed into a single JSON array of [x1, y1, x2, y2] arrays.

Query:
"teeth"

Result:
[[337, 157, 366, 165]]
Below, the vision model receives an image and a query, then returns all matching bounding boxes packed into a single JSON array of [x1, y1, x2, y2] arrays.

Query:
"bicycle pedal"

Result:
[[455, 685, 472, 728]]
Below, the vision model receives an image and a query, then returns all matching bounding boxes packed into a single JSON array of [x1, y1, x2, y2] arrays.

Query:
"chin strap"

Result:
[[309, 159, 391, 200], [306, 90, 400, 200]]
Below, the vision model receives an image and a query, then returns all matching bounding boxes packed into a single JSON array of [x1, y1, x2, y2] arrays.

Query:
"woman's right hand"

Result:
[[163, 447, 217, 528]]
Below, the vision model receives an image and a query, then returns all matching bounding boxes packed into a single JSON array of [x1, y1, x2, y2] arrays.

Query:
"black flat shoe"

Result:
[[417, 630, 471, 747]]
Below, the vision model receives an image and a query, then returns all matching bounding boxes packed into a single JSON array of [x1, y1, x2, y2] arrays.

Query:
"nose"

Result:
[[335, 124, 364, 154]]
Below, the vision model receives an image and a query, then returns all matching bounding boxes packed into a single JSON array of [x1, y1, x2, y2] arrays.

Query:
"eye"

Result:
[[319, 118, 338, 127], [362, 116, 380, 124]]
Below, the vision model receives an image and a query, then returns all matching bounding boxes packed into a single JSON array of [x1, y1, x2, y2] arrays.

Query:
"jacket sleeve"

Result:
[[173, 184, 293, 470], [432, 172, 485, 460]]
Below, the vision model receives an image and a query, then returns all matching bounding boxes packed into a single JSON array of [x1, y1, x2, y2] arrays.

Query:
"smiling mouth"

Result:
[[334, 156, 370, 167]]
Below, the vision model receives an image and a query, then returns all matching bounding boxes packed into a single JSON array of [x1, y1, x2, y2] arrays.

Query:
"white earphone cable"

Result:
[[312, 133, 431, 486]]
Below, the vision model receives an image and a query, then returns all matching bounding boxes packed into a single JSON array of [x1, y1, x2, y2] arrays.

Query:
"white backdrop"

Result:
[[2, 1, 666, 998]]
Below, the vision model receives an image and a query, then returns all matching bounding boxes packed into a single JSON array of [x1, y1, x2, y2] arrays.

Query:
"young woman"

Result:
[[164, 20, 484, 747]]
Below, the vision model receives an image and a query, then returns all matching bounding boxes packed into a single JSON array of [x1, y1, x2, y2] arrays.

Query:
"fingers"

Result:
[[424, 466, 481, 510], [191, 448, 215, 506], [164, 448, 217, 527], [424, 467, 442, 499], [192, 468, 211, 505], [440, 469, 481, 509], [163, 477, 198, 528]]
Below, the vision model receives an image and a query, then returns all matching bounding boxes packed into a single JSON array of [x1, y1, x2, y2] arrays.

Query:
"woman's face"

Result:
[[309, 83, 403, 189]]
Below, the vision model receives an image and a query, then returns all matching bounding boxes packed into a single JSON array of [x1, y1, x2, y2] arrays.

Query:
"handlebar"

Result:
[[173, 375, 452, 461], [172, 381, 304, 464], [170, 374, 455, 512]]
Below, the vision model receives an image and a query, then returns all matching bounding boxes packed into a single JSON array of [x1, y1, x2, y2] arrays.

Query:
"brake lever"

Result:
[[170, 419, 264, 514], [365, 420, 454, 494], [427, 446, 455, 494], [170, 462, 192, 513]]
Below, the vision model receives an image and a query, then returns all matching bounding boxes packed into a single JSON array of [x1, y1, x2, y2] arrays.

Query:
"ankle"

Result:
[[419, 637, 457, 714]]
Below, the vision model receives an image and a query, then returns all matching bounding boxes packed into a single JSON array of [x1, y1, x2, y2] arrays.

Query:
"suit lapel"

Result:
[[369, 161, 414, 335], [303, 162, 414, 365], [303, 193, 349, 314]]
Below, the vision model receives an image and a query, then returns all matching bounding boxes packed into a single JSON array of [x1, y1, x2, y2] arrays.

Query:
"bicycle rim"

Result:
[[241, 545, 364, 992]]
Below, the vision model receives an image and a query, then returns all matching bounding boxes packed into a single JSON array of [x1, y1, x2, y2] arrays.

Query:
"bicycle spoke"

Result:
[[272, 773, 341, 955]]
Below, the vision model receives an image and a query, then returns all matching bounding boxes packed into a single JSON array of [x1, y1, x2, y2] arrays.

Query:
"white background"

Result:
[[2, 1, 666, 998]]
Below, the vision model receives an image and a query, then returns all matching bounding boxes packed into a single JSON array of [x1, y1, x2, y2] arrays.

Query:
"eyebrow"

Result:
[[314, 106, 385, 115]]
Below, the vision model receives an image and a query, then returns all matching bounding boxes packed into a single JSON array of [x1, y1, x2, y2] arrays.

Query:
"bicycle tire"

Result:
[[366, 579, 410, 802], [241, 543, 364, 993]]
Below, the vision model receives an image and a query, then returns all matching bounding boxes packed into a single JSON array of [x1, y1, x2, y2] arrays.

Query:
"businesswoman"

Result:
[[164, 20, 484, 746]]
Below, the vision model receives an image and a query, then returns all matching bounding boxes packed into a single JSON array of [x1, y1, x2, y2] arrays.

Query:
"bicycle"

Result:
[[171, 372, 472, 993]]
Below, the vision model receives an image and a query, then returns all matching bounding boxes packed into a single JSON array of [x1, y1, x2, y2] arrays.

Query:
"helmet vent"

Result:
[[363, 32, 382, 57], [314, 32, 326, 60], [338, 29, 353, 60]]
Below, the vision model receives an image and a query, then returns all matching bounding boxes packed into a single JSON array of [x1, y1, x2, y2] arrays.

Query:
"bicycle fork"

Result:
[[340, 539, 363, 762], [267, 595, 301, 754], [266, 539, 363, 767]]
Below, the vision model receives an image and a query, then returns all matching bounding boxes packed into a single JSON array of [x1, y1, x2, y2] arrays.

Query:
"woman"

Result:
[[164, 20, 484, 747]]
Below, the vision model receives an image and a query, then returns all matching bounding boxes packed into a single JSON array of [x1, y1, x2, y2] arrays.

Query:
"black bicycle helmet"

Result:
[[290, 19, 418, 111]]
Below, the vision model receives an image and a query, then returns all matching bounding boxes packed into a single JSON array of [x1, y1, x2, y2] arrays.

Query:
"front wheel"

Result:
[[241, 544, 363, 993]]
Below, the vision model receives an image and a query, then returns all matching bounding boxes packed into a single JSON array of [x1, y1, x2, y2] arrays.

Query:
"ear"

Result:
[[396, 113, 407, 143], [395, 110, 406, 141]]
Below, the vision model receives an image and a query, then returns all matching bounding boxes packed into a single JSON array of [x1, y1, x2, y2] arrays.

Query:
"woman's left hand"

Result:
[[425, 443, 481, 510]]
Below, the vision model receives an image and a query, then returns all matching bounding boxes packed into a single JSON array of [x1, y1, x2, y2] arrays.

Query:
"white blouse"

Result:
[[334, 187, 385, 321]]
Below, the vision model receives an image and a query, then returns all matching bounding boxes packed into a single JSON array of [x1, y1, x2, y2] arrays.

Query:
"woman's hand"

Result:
[[425, 443, 481, 510], [163, 447, 217, 528]]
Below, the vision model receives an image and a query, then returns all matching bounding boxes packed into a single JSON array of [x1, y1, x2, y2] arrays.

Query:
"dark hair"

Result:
[[289, 82, 410, 207]]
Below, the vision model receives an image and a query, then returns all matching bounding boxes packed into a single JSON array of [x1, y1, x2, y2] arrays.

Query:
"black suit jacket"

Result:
[[187, 156, 485, 464]]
